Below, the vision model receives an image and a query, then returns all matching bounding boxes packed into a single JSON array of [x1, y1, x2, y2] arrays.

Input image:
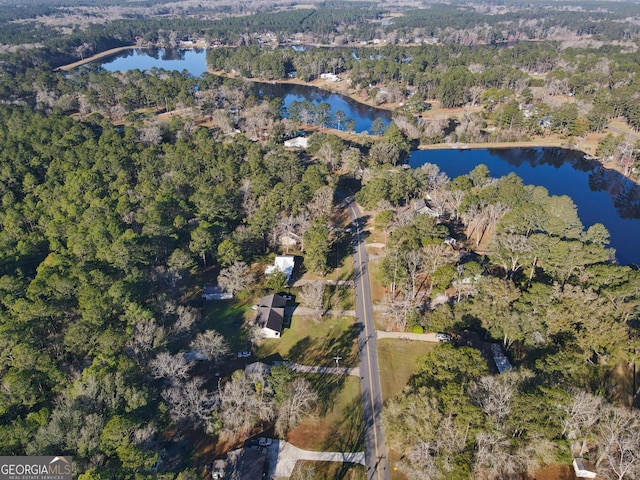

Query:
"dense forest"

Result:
[[1, 1, 640, 479]]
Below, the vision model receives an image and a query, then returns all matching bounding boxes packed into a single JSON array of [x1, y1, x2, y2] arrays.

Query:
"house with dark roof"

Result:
[[213, 447, 268, 479], [256, 294, 287, 338]]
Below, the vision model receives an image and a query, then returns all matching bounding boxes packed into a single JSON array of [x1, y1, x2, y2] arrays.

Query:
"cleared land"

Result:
[[377, 338, 435, 402]]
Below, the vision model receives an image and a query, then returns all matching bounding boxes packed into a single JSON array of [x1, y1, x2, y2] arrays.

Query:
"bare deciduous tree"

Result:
[[275, 377, 317, 436], [597, 405, 640, 480], [173, 305, 200, 336], [190, 330, 229, 365], [471, 374, 516, 423], [162, 377, 213, 429], [561, 390, 603, 456], [306, 185, 335, 218], [299, 281, 326, 322], [474, 431, 523, 480], [150, 352, 193, 382], [127, 319, 165, 363], [216, 371, 272, 441], [218, 261, 254, 296]]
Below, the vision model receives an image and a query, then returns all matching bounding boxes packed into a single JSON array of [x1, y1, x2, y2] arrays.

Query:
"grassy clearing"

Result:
[[377, 339, 435, 402], [257, 314, 360, 367], [201, 299, 253, 352], [290, 460, 366, 480], [287, 375, 364, 453]]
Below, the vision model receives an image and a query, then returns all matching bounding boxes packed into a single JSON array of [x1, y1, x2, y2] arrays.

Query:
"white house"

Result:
[[265, 255, 295, 283], [255, 294, 287, 338], [320, 72, 341, 82], [284, 136, 308, 149]]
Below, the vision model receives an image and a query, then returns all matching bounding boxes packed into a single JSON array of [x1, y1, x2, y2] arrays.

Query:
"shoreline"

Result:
[[56, 45, 138, 71], [56, 48, 636, 184]]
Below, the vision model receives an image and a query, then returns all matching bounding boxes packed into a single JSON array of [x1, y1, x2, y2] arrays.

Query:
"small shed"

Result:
[[491, 344, 513, 374], [202, 286, 232, 301]]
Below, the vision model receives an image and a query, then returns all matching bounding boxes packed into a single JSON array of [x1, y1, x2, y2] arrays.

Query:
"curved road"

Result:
[[347, 198, 391, 480]]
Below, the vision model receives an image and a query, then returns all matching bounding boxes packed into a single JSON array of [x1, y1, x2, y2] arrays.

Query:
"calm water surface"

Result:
[[100, 48, 209, 76], [92, 50, 640, 264], [410, 148, 640, 266], [93, 48, 391, 133]]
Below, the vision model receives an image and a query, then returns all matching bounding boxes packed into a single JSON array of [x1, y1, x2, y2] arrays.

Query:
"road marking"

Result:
[[351, 205, 383, 480]]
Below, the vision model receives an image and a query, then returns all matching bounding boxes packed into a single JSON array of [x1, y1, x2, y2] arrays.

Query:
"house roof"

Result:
[[225, 448, 267, 480], [245, 361, 272, 377], [257, 305, 285, 333], [259, 294, 287, 309], [265, 255, 295, 282]]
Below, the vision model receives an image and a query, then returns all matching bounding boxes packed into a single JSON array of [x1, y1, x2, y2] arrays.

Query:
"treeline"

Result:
[[389, 2, 640, 42], [366, 162, 640, 479], [0, 104, 335, 477], [205, 40, 640, 133]]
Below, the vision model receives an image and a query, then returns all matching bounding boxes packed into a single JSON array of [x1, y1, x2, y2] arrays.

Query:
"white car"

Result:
[[258, 437, 272, 447], [435, 333, 452, 342]]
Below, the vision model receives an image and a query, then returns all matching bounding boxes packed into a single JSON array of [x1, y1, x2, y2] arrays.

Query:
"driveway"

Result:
[[268, 440, 365, 479], [284, 361, 360, 377], [376, 331, 440, 342]]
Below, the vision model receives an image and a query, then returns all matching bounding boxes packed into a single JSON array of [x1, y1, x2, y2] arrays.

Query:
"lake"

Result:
[[93, 47, 391, 133], [92, 48, 640, 265], [100, 47, 210, 76], [409, 148, 640, 266]]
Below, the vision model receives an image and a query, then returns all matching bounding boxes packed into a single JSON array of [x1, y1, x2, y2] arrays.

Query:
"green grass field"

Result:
[[257, 314, 360, 368], [377, 339, 435, 402], [201, 300, 252, 351]]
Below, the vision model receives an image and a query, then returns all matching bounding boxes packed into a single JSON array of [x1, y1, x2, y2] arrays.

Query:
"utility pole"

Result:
[[333, 355, 342, 368]]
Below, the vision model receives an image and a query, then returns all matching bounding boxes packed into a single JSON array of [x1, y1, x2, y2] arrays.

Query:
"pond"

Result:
[[100, 47, 209, 77], [92, 47, 391, 133], [91, 49, 640, 265], [409, 148, 640, 266]]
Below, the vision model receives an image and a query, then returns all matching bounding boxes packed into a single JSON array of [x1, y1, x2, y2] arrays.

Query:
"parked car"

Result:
[[258, 437, 272, 447], [435, 332, 452, 342]]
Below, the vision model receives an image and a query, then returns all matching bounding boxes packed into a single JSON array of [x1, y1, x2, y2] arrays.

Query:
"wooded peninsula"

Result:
[[1, 1, 640, 480]]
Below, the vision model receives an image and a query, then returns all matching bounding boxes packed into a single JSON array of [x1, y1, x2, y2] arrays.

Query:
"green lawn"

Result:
[[257, 314, 360, 368], [200, 300, 253, 352], [377, 339, 435, 402]]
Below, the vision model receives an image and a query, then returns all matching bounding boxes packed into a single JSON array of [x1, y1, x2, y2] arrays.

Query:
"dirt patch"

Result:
[[532, 464, 574, 480], [286, 419, 333, 450]]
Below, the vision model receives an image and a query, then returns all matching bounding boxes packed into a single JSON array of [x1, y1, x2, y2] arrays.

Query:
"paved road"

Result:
[[347, 198, 391, 480]]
